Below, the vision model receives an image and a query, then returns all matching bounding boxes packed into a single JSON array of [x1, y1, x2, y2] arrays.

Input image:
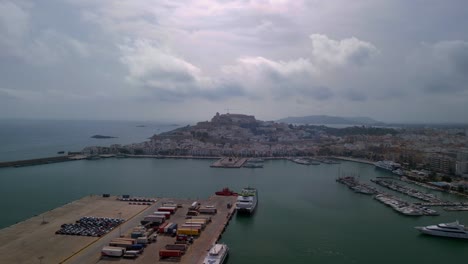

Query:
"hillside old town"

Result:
[[84, 113, 468, 181]]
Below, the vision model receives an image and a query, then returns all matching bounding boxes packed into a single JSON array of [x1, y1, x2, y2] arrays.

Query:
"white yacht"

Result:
[[415, 221, 468, 239], [236, 187, 258, 214], [203, 244, 229, 264], [375, 160, 401, 171]]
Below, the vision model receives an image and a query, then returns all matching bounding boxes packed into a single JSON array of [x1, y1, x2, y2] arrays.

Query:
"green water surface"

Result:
[[0, 159, 467, 263]]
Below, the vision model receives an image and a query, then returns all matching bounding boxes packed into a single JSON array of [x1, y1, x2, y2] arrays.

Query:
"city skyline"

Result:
[[1, 1, 468, 123]]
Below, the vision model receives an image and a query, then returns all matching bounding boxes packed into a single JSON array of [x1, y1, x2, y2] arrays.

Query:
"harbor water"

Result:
[[1, 158, 468, 263], [0, 119, 179, 162]]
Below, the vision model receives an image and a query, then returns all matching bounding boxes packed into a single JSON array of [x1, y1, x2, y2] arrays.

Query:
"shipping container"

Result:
[[130, 244, 144, 252], [101, 246, 125, 257], [165, 244, 187, 251], [111, 238, 136, 244], [186, 218, 206, 223], [176, 228, 200, 236], [153, 211, 171, 219], [176, 234, 188, 241], [144, 215, 166, 222], [186, 210, 199, 216], [191, 216, 212, 222], [123, 250, 139, 259], [163, 222, 173, 233], [158, 207, 177, 214], [109, 242, 133, 250], [131, 232, 143, 239], [159, 249, 183, 258], [136, 237, 148, 244], [185, 220, 206, 227], [199, 208, 217, 214], [181, 224, 202, 231], [182, 223, 203, 228], [166, 223, 178, 234], [158, 222, 170, 233], [141, 215, 165, 226], [163, 202, 178, 207]]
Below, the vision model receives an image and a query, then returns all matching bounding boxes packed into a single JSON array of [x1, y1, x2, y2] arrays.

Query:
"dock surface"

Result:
[[0, 195, 149, 264], [210, 157, 247, 168], [0, 194, 237, 264]]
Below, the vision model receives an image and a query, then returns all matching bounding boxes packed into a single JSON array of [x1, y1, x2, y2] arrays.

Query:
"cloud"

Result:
[[408, 40, 468, 94], [0, 1, 89, 65], [119, 40, 244, 100], [0, 1, 31, 56], [221, 56, 330, 99], [222, 56, 316, 80], [309, 34, 379, 67], [119, 34, 380, 102]]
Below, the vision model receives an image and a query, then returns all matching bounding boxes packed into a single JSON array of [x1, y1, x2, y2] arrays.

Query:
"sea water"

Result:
[[0, 158, 467, 263], [0, 119, 180, 162]]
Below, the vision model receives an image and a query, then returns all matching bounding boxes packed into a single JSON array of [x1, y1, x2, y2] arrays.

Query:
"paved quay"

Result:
[[0, 195, 149, 264], [95, 196, 237, 264], [210, 157, 247, 168], [0, 194, 237, 264]]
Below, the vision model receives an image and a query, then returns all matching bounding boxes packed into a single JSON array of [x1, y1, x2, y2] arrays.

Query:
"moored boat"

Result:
[[203, 243, 229, 264], [375, 160, 401, 171], [415, 221, 468, 239], [215, 187, 238, 196], [236, 187, 258, 214]]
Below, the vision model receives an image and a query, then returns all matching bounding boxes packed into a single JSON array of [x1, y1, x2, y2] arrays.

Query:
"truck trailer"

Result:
[[159, 249, 183, 258], [101, 246, 125, 257]]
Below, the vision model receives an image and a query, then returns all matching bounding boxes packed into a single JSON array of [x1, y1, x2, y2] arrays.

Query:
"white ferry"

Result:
[[375, 160, 401, 171], [415, 221, 468, 239], [203, 243, 229, 264], [236, 187, 258, 214]]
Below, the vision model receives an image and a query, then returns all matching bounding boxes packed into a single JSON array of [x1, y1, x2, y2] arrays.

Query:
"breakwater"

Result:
[[0, 155, 72, 168]]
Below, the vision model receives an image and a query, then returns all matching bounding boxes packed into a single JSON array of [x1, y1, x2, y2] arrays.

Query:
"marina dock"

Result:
[[336, 176, 439, 216], [0, 194, 237, 264], [210, 157, 247, 168], [371, 178, 442, 203]]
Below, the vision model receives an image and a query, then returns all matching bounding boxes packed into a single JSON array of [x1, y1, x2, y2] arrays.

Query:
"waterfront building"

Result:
[[456, 150, 468, 178], [428, 155, 455, 174]]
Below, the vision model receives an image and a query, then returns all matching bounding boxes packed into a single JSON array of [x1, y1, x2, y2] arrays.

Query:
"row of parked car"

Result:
[[55, 216, 125, 237]]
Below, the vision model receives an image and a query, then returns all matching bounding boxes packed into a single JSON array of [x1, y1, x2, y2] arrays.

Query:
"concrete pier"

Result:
[[210, 157, 247, 168], [0, 194, 237, 264], [0, 155, 73, 168]]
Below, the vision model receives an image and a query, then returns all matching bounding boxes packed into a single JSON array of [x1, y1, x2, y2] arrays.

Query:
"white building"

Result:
[[455, 150, 468, 178]]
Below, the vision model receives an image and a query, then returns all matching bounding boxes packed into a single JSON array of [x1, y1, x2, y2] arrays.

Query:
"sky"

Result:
[[1, 0, 468, 123]]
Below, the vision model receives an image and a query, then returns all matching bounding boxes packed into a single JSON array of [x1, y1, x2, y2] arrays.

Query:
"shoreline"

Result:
[[0, 154, 371, 168]]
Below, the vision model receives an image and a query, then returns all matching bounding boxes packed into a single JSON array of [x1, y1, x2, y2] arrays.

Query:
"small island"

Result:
[[90, 135, 117, 139], [136, 125, 146, 127]]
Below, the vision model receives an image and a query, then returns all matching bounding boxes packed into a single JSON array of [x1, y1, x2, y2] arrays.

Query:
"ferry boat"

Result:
[[375, 160, 401, 171], [203, 243, 229, 264], [236, 187, 258, 214], [415, 221, 468, 239]]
